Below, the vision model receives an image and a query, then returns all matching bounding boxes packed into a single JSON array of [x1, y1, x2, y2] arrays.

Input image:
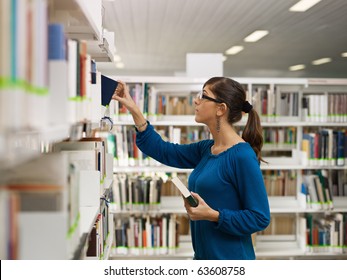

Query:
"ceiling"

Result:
[[99, 0, 347, 78]]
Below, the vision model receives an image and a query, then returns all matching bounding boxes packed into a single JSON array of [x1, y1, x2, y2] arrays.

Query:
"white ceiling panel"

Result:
[[100, 0, 347, 78]]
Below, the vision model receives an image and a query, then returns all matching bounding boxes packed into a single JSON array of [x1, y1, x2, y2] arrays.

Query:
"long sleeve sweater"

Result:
[[136, 123, 270, 260]]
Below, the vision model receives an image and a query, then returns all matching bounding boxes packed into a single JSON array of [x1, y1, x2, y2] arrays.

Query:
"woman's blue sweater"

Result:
[[136, 123, 270, 260]]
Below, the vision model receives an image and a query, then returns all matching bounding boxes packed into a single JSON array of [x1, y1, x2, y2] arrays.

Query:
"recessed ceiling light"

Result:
[[289, 64, 306, 71], [342, 52, 347, 57], [289, 0, 321, 12], [225, 46, 244, 55], [311, 57, 332, 65], [244, 30, 269, 42]]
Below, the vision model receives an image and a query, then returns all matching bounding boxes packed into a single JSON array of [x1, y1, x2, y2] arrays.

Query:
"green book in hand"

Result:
[[171, 177, 199, 207]]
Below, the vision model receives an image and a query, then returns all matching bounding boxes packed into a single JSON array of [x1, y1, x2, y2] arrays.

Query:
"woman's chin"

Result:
[[194, 116, 203, 124]]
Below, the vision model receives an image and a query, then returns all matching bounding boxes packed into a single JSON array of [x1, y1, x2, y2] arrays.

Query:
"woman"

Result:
[[112, 77, 270, 260]]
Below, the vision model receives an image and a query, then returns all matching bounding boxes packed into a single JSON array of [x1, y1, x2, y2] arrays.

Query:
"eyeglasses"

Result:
[[196, 91, 223, 104]]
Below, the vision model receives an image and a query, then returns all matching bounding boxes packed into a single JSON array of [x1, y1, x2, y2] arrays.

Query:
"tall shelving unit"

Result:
[[109, 76, 347, 260], [0, 0, 114, 260]]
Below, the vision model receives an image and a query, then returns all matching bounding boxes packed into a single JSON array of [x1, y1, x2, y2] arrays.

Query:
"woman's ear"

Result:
[[216, 103, 227, 117]]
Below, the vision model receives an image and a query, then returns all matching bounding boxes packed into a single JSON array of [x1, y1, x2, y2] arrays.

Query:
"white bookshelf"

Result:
[[50, 0, 102, 42], [0, 0, 114, 260]]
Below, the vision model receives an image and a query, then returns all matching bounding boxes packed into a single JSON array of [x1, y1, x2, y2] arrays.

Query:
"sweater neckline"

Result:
[[209, 141, 248, 157]]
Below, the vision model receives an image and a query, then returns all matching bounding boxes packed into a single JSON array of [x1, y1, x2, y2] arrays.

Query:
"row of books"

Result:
[[301, 129, 347, 166], [112, 83, 347, 126], [262, 127, 297, 147], [110, 174, 164, 212], [247, 88, 347, 123], [258, 212, 347, 253], [258, 215, 296, 236], [302, 169, 347, 211], [112, 214, 181, 256], [263, 170, 297, 196], [0, 0, 48, 130], [109, 168, 346, 214], [107, 80, 347, 124], [86, 200, 111, 259], [113, 84, 197, 121], [302, 93, 347, 123], [0, 0, 101, 132], [251, 87, 300, 122], [305, 213, 347, 253]]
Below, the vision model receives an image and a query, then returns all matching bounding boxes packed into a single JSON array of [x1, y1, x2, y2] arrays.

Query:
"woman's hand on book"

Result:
[[184, 192, 219, 222], [112, 80, 137, 112]]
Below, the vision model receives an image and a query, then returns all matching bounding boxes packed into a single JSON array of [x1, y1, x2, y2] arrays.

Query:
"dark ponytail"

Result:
[[241, 108, 265, 163]]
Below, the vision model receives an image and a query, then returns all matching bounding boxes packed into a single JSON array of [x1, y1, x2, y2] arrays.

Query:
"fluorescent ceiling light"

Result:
[[289, 0, 321, 12], [115, 62, 125, 68], [225, 46, 244, 55], [113, 54, 121, 62], [342, 52, 347, 57], [222, 56, 228, 62], [289, 64, 306, 71], [244, 30, 269, 42], [312, 57, 332, 65]]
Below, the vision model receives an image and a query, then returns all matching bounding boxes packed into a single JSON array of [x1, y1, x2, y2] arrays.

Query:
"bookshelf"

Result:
[[108, 76, 347, 260], [0, 0, 114, 259]]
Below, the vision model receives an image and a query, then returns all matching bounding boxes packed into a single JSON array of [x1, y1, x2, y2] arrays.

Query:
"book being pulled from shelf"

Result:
[[101, 74, 119, 107]]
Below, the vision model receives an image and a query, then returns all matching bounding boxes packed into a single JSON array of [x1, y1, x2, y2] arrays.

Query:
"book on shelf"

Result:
[[330, 169, 347, 197], [48, 23, 66, 60], [86, 213, 104, 259], [302, 170, 336, 210], [334, 130, 346, 166]]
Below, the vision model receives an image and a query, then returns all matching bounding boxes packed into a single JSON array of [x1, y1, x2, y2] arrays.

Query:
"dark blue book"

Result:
[[336, 130, 345, 166], [101, 75, 118, 106]]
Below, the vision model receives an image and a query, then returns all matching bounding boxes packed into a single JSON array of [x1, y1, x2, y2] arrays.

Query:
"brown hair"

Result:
[[203, 77, 264, 163]]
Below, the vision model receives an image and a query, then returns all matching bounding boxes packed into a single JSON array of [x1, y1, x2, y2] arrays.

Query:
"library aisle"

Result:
[[1, 0, 347, 263]]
